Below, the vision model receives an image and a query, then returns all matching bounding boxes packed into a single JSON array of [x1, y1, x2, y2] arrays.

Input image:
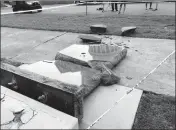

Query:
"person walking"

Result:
[[145, 2, 152, 10]]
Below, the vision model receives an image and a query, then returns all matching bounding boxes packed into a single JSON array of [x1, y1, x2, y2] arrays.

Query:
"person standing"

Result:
[[118, 1, 126, 14], [154, 2, 158, 10], [145, 2, 152, 10], [111, 1, 118, 11]]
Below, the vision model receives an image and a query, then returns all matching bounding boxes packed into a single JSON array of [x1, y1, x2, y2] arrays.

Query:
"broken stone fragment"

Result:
[[21, 107, 35, 124], [121, 26, 137, 36], [87, 62, 120, 85], [78, 35, 101, 44], [101, 71, 120, 86], [88, 61, 114, 70], [88, 44, 122, 62], [100, 64, 120, 86], [56, 44, 127, 70], [90, 24, 107, 33]]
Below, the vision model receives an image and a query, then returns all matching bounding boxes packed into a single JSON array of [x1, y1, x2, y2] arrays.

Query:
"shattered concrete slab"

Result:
[[1, 62, 84, 119], [1, 95, 34, 129], [1, 27, 174, 96], [19, 60, 101, 87], [55, 44, 127, 70], [19, 60, 120, 96], [11, 59, 120, 120], [0, 86, 78, 129]]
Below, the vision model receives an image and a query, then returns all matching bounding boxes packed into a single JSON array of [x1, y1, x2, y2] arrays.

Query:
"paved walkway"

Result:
[[1, 27, 175, 96], [1, 27, 175, 129]]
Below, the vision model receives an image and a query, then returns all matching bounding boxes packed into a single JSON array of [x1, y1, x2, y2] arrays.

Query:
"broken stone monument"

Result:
[[1, 37, 127, 122], [1, 58, 120, 120], [121, 26, 137, 36], [90, 24, 107, 33], [55, 44, 127, 70], [78, 35, 102, 44], [0, 62, 83, 120]]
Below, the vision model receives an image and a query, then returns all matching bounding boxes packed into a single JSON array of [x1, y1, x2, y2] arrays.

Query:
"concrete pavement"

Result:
[[1, 27, 175, 96], [81, 85, 143, 129], [1, 27, 175, 129]]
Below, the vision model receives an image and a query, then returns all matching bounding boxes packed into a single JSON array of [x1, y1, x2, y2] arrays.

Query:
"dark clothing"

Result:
[[111, 2, 118, 11]]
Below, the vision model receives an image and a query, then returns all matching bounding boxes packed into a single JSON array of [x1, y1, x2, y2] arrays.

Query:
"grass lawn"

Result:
[[1, 13, 175, 39], [132, 91, 175, 129]]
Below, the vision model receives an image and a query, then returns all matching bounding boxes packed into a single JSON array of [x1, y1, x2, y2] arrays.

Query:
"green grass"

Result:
[[1, 13, 175, 39], [132, 91, 175, 129]]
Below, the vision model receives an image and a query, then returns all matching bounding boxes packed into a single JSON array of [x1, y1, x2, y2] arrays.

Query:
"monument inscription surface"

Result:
[[56, 44, 127, 69]]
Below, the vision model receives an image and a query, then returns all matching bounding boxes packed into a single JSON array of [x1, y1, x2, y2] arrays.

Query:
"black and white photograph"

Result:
[[0, 0, 175, 129]]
